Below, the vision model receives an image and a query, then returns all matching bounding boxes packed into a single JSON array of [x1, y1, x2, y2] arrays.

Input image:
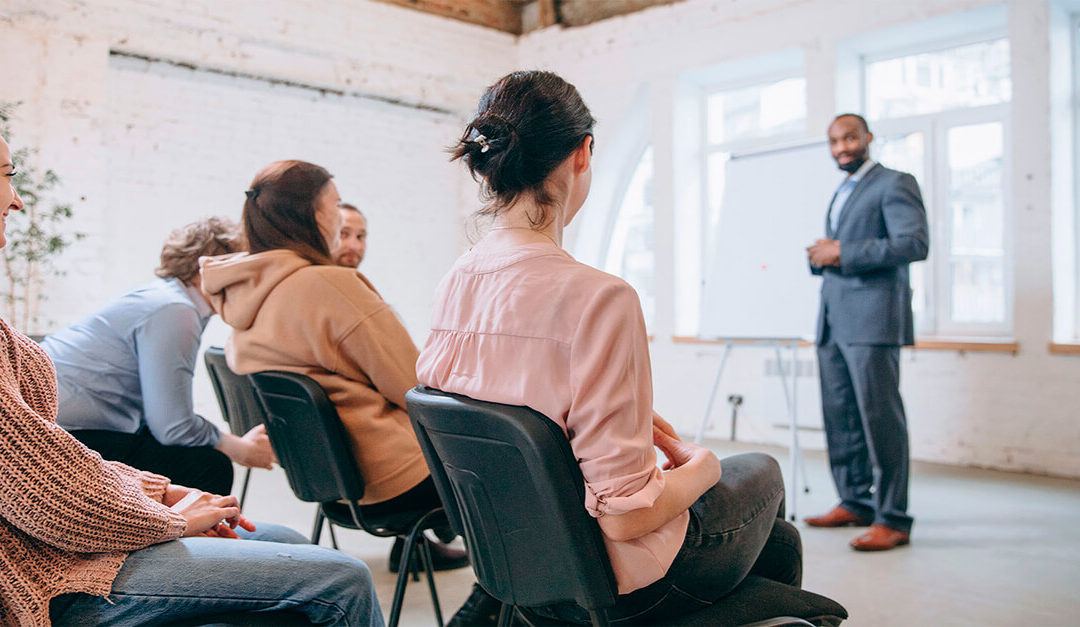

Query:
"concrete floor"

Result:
[[235, 439, 1080, 627]]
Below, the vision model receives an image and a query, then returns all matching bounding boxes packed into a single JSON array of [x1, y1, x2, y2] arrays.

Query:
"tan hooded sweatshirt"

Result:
[[200, 250, 429, 505]]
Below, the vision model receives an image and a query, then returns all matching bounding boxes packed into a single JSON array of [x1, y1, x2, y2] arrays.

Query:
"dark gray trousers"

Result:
[[532, 453, 800, 624], [817, 333, 913, 532]]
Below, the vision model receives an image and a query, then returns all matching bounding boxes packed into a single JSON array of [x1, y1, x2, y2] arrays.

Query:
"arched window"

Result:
[[603, 146, 655, 329]]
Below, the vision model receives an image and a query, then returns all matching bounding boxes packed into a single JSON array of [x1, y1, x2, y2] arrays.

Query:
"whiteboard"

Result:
[[699, 142, 841, 340]]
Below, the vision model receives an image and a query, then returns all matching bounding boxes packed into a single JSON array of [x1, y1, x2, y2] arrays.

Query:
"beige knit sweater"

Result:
[[0, 318, 187, 627]]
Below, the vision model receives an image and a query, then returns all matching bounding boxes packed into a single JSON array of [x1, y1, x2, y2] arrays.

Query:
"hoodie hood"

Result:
[[199, 250, 311, 330]]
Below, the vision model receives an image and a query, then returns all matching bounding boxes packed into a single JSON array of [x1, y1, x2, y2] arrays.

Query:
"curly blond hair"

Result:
[[155, 216, 244, 283]]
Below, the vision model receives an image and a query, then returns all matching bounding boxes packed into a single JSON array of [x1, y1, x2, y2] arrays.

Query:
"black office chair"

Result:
[[204, 347, 343, 547], [203, 347, 264, 509], [406, 386, 848, 627], [250, 371, 446, 627]]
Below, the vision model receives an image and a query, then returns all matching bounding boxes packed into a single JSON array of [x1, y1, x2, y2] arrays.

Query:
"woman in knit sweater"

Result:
[[0, 136, 382, 627]]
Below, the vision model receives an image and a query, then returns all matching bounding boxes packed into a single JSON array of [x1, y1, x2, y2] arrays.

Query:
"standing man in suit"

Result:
[[805, 113, 929, 551]]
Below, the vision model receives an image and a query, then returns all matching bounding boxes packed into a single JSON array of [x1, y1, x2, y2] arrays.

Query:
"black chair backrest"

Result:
[[406, 386, 617, 613], [249, 371, 365, 504], [203, 347, 266, 437]]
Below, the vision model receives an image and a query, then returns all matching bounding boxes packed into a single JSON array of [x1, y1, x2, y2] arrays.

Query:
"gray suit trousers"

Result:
[[816, 325, 913, 532]]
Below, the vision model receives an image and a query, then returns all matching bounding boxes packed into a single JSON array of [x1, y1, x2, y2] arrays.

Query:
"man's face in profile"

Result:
[[333, 209, 367, 268]]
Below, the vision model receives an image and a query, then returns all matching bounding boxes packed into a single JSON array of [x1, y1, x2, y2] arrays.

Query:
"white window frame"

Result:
[[600, 140, 653, 271], [1073, 13, 1080, 337], [861, 34, 1013, 338], [1048, 1, 1080, 343], [601, 142, 656, 329]]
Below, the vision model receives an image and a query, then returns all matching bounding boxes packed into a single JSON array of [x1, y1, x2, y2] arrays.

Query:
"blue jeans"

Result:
[[49, 524, 383, 627], [532, 453, 799, 625]]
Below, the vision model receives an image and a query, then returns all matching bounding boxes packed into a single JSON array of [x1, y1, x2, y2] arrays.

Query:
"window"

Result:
[[1048, 4, 1080, 343], [1073, 15, 1080, 338], [865, 39, 1011, 119], [705, 76, 807, 232], [687, 75, 807, 336], [864, 36, 1011, 337], [604, 147, 655, 328], [706, 77, 807, 145]]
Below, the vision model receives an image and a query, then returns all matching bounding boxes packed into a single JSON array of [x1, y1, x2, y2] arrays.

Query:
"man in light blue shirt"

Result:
[[42, 217, 274, 495], [828, 157, 876, 233]]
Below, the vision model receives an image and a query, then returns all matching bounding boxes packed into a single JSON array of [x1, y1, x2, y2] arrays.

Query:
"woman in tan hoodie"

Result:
[[200, 160, 465, 573]]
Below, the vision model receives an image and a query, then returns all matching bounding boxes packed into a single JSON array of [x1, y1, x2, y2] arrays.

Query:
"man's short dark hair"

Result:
[[338, 202, 364, 218], [832, 113, 870, 133]]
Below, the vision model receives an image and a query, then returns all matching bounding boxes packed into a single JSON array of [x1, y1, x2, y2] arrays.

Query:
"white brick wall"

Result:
[[0, 0, 517, 426], [2, 0, 1077, 479], [101, 53, 463, 337]]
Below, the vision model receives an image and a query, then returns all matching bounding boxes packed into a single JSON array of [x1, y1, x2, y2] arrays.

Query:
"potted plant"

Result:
[[0, 102, 83, 335]]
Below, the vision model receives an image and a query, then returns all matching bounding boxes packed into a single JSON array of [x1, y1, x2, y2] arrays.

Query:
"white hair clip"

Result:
[[475, 134, 490, 153]]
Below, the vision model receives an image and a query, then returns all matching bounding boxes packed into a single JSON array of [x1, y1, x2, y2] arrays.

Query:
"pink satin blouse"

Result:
[[416, 240, 688, 594]]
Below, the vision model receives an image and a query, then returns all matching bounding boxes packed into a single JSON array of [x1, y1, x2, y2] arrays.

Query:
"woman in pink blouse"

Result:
[[417, 71, 803, 625]]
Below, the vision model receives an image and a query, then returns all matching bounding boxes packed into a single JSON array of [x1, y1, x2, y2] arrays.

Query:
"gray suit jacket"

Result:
[[811, 163, 929, 346]]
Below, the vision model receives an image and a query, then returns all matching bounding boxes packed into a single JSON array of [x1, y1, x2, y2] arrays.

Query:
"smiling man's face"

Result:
[[828, 115, 873, 174]]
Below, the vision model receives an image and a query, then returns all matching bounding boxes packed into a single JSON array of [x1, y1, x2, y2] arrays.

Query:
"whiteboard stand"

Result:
[[695, 338, 811, 521]]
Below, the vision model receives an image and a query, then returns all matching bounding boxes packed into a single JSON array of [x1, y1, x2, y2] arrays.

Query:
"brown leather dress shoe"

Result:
[[850, 524, 910, 551], [804, 506, 872, 528]]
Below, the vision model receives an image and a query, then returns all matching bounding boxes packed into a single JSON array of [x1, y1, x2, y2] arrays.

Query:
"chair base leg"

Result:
[[589, 608, 610, 627], [239, 467, 252, 510], [388, 509, 444, 627], [498, 604, 513, 627], [327, 522, 339, 549], [310, 509, 340, 549], [418, 537, 444, 626], [311, 509, 324, 545]]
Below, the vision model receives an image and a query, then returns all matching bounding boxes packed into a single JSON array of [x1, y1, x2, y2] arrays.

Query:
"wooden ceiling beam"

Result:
[[557, 0, 684, 27], [369, 0, 687, 34], [521, 0, 558, 33], [370, 0, 524, 34]]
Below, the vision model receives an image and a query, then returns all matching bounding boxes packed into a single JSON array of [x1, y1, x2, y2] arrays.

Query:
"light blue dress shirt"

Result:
[[41, 277, 222, 447], [829, 159, 876, 233]]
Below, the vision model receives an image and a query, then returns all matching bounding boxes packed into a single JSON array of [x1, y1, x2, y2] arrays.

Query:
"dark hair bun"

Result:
[[451, 71, 595, 224], [463, 114, 528, 196]]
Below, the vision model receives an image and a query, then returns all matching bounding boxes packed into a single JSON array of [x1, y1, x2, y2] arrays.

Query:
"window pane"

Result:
[[706, 77, 806, 144], [876, 132, 929, 331], [705, 150, 729, 241], [604, 147, 655, 328], [949, 122, 1004, 255], [948, 122, 1005, 324], [866, 38, 1011, 119], [1075, 20, 1080, 338], [910, 261, 929, 334], [951, 259, 1005, 323], [876, 132, 925, 184]]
